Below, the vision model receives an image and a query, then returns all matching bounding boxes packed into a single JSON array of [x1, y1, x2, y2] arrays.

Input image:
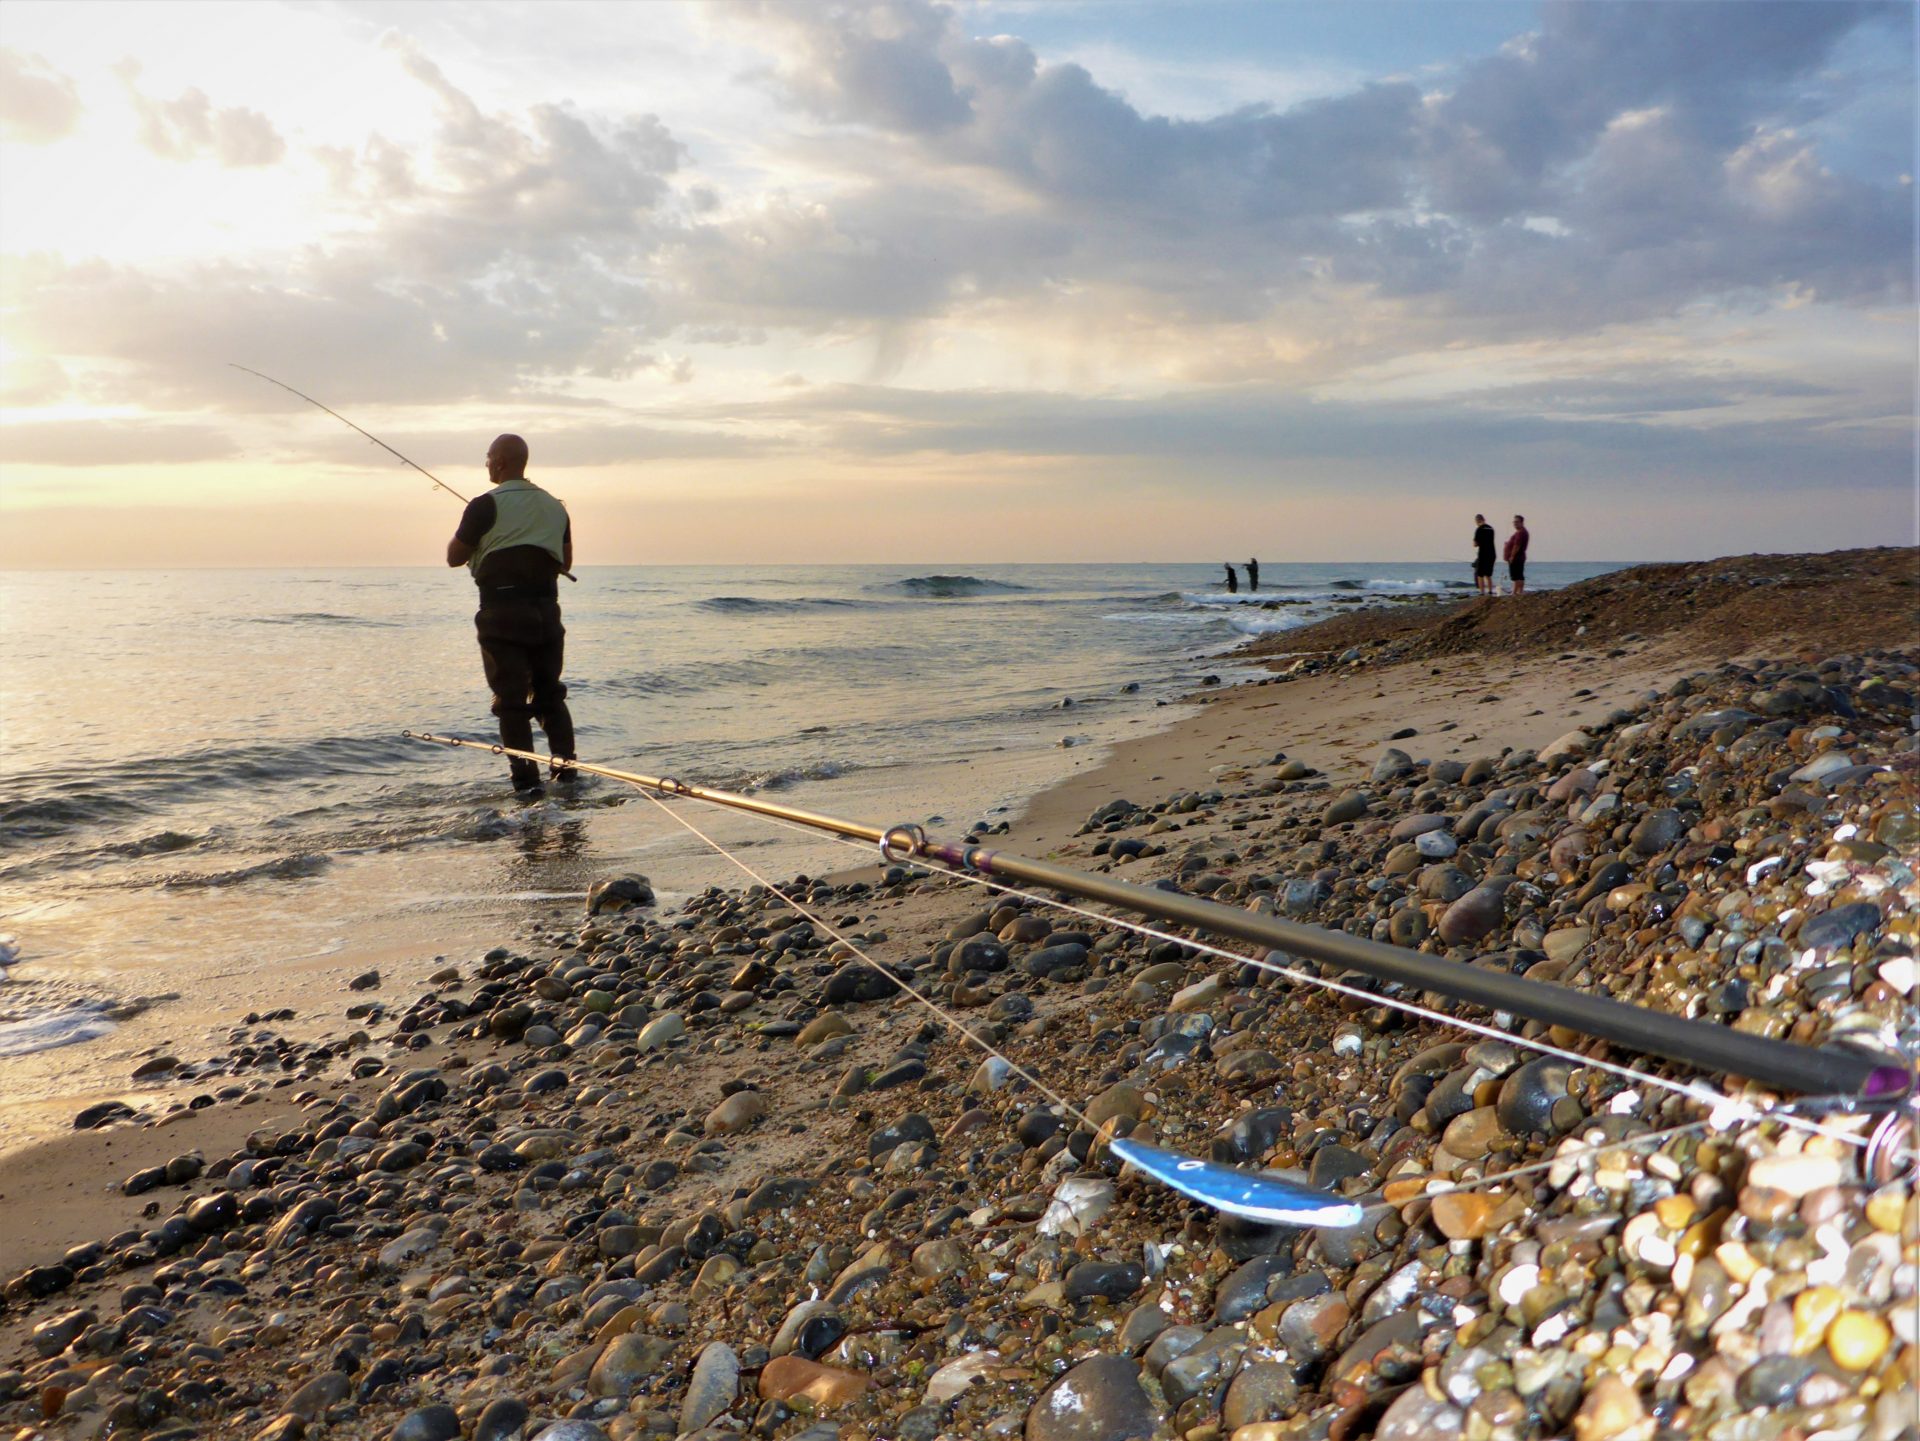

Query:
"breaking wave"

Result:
[[696, 596, 869, 614], [0, 735, 412, 850], [706, 760, 858, 793], [869, 575, 1032, 598], [0, 1006, 120, 1059], [246, 612, 397, 627], [159, 853, 332, 889]]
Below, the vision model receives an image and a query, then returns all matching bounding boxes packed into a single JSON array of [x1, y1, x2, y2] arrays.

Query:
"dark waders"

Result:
[[476, 589, 575, 790]]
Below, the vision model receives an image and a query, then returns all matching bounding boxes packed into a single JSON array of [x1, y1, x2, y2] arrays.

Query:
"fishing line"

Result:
[[888, 847, 1886, 1154], [681, 805, 1791, 1122], [707, 801, 1895, 1167], [406, 733, 1912, 1198], [635, 785, 1365, 1226], [641, 790, 1889, 1220], [232, 365, 578, 581], [232, 364, 469, 503], [632, 789, 1099, 1130], [668, 803, 1904, 1190]]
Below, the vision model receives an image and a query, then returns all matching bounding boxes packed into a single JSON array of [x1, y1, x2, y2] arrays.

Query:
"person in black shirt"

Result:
[[445, 434, 577, 792], [1246, 557, 1259, 592], [1472, 514, 1496, 595], [1223, 563, 1238, 594]]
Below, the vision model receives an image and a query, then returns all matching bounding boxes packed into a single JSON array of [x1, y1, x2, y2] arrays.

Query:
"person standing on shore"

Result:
[[1472, 514, 1496, 595], [1504, 514, 1530, 595], [1247, 558, 1259, 592], [1224, 563, 1239, 594], [445, 434, 577, 793]]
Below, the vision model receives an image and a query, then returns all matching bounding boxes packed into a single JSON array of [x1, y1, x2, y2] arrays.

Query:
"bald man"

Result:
[[446, 434, 576, 792]]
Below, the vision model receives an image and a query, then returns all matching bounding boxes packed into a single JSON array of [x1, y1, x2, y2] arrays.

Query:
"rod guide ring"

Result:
[[1866, 1110, 1916, 1185], [880, 825, 926, 863]]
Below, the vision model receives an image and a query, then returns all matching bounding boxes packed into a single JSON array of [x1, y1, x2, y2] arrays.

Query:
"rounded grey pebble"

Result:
[[391, 1405, 461, 1441], [530, 1424, 610, 1441], [475, 1398, 531, 1441]]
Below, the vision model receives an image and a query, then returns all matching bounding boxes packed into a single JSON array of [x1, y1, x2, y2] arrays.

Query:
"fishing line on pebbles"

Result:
[[634, 789, 1103, 1134], [640, 793, 1893, 1208]]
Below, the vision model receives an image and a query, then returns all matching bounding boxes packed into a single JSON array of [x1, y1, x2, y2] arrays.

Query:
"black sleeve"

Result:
[[453, 493, 496, 547]]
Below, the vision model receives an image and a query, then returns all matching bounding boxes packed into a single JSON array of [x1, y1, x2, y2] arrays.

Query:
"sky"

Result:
[[0, 0, 1913, 566]]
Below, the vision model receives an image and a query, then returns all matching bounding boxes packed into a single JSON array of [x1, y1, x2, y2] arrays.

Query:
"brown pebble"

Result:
[[1572, 1373, 1644, 1441], [1432, 1192, 1498, 1241]]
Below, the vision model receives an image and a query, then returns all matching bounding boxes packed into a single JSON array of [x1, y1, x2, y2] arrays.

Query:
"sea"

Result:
[[0, 560, 1619, 1135]]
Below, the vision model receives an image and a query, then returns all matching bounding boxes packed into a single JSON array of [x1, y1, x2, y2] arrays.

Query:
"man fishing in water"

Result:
[[444, 434, 577, 793]]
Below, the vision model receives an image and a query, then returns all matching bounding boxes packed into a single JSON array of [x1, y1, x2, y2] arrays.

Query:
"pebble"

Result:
[[1799, 901, 1881, 951], [1025, 1355, 1161, 1441], [1438, 886, 1504, 944], [679, 1342, 739, 1433], [636, 1012, 685, 1050], [796, 1012, 854, 1046], [1827, 1310, 1892, 1371], [473, 1399, 529, 1441], [758, 1356, 869, 1407], [703, 1089, 769, 1135], [1323, 792, 1370, 825], [390, 1405, 460, 1441], [1432, 1192, 1498, 1241], [1747, 1153, 1845, 1198], [1571, 1374, 1643, 1441], [530, 1425, 609, 1441]]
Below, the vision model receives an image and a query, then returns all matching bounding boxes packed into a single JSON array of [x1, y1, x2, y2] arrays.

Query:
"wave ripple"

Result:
[[870, 575, 1031, 598]]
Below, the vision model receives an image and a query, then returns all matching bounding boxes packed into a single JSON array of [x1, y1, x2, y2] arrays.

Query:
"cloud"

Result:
[[1453, 367, 1833, 419], [700, 375, 1912, 496], [0, 419, 240, 466], [3, 0, 1910, 516], [117, 65, 286, 167], [692, 0, 1911, 349], [0, 48, 81, 143], [10, 47, 690, 410], [725, 0, 971, 133], [0, 354, 72, 407], [1425, 1, 1888, 217], [274, 419, 771, 470]]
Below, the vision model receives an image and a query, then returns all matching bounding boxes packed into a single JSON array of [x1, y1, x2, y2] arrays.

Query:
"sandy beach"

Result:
[[2, 548, 1915, 1441]]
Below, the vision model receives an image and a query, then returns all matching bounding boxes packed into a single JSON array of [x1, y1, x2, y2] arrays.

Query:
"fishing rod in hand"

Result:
[[231, 364, 578, 582], [231, 365, 469, 502]]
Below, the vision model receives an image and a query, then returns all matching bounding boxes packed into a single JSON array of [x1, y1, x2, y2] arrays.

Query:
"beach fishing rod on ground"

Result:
[[231, 365, 577, 581], [403, 731, 1913, 1115]]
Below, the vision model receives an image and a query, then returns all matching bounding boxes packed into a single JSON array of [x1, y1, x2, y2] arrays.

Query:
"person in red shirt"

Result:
[[1503, 515, 1530, 595]]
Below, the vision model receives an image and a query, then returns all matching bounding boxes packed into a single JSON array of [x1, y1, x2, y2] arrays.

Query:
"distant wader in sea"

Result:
[[1224, 563, 1239, 594], [445, 434, 578, 793], [1247, 557, 1259, 592]]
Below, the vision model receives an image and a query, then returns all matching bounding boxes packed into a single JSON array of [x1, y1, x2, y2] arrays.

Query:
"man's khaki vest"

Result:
[[469, 477, 568, 577]]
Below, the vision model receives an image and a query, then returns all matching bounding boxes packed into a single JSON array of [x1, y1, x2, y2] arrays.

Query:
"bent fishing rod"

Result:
[[232, 365, 576, 581], [404, 731, 1912, 1111]]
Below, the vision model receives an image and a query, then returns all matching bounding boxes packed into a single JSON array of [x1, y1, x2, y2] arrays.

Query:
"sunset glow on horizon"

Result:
[[1, 0, 1913, 566]]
